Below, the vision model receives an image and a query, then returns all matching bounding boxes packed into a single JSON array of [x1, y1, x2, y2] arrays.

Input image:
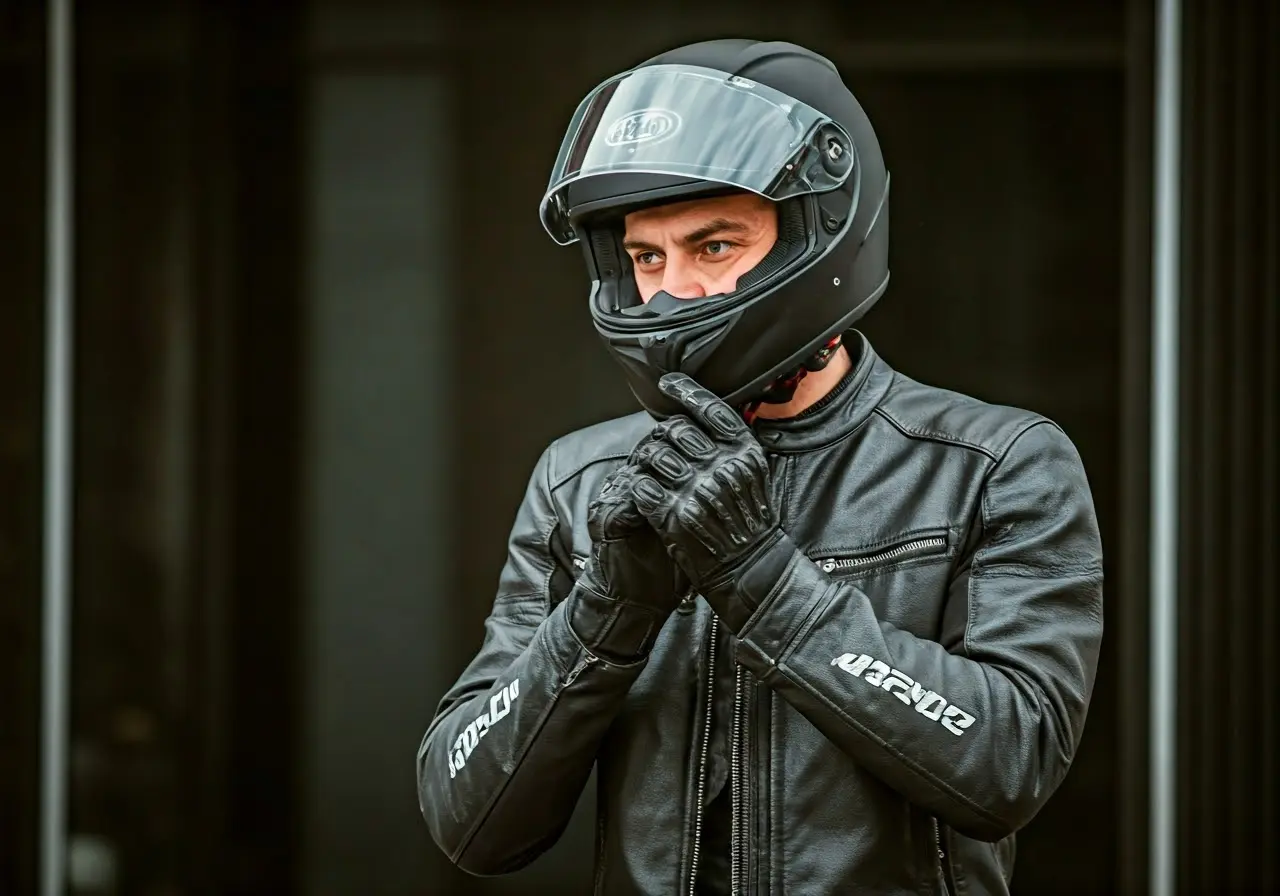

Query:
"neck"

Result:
[[752, 345, 853, 420]]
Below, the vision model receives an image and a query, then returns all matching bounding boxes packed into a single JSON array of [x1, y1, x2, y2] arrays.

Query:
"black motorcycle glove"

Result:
[[628, 373, 801, 634], [567, 459, 690, 664]]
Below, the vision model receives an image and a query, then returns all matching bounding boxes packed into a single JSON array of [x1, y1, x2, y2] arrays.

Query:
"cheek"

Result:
[[635, 277, 658, 304]]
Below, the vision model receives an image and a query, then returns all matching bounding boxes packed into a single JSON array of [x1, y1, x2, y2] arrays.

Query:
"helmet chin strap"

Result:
[[741, 334, 843, 424]]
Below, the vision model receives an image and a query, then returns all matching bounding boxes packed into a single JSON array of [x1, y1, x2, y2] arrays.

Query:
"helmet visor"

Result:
[[540, 64, 855, 245]]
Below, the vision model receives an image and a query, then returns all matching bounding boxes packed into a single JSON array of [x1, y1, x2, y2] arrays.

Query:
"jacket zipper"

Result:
[[932, 817, 951, 895], [730, 663, 746, 895], [816, 535, 947, 574], [562, 653, 596, 687], [687, 617, 718, 895]]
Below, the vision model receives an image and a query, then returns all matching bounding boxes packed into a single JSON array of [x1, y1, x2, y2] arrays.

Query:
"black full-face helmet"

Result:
[[539, 38, 890, 420]]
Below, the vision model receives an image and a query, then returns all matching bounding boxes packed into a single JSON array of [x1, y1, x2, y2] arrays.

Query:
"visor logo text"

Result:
[[605, 108, 681, 147]]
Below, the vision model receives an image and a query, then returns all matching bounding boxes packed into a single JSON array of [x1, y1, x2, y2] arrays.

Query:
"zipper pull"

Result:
[[677, 588, 697, 615], [563, 654, 596, 687]]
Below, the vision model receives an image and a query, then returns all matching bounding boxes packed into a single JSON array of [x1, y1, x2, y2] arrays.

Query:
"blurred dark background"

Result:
[[0, 0, 1275, 894]]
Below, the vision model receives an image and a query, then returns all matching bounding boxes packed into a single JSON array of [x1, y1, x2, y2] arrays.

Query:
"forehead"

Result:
[[623, 192, 772, 236]]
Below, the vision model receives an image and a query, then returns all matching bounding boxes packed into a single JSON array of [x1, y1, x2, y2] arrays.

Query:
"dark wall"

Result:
[[0, 2, 48, 894]]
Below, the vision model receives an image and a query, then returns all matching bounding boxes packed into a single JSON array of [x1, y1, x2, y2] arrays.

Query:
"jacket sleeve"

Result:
[[416, 442, 649, 875], [733, 419, 1104, 842]]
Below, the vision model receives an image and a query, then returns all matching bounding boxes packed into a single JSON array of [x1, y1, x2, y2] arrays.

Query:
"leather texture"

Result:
[[417, 331, 1105, 895]]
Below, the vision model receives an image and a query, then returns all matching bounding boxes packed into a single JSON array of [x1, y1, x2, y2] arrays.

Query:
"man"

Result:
[[418, 38, 1103, 895]]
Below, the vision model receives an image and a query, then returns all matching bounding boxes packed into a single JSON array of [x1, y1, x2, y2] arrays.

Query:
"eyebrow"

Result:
[[622, 217, 752, 253]]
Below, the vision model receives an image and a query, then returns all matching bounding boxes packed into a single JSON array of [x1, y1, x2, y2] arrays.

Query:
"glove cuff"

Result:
[[704, 529, 797, 633], [566, 579, 666, 665]]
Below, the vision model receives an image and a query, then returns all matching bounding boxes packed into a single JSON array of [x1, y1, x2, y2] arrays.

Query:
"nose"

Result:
[[661, 258, 707, 300]]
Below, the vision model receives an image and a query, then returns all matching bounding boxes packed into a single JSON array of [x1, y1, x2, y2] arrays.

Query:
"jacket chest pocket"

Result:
[[812, 529, 950, 577], [808, 528, 956, 636]]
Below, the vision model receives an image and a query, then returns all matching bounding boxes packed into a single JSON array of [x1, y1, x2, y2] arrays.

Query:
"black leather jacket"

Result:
[[418, 333, 1104, 895]]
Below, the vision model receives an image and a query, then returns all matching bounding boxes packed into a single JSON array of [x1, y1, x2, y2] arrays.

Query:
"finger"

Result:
[[609, 494, 648, 533], [588, 494, 644, 542], [625, 421, 673, 466], [589, 466, 651, 536], [657, 373, 748, 443], [662, 418, 717, 460], [590, 500, 643, 541], [741, 454, 773, 521], [628, 416, 693, 467], [696, 481, 742, 546], [638, 444, 693, 487], [713, 463, 762, 532], [678, 496, 726, 559], [629, 473, 670, 522]]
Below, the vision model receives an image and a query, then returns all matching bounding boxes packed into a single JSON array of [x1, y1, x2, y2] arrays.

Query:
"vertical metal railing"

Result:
[[1150, 0, 1183, 892], [41, 0, 75, 894]]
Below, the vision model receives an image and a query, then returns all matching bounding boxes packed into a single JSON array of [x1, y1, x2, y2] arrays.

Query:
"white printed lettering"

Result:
[[830, 653, 976, 737], [914, 691, 947, 720], [883, 669, 915, 705], [941, 705, 977, 736], [863, 660, 892, 687], [447, 678, 522, 779], [489, 688, 511, 725], [832, 653, 874, 677]]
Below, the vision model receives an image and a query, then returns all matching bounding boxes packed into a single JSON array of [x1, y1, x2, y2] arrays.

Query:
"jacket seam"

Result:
[[540, 441, 568, 613], [965, 419, 1060, 659], [549, 450, 630, 492], [760, 415, 873, 456], [871, 406, 1000, 459], [491, 590, 547, 604]]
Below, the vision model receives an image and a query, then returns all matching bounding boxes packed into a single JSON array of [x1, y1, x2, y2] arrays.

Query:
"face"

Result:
[[622, 192, 778, 303]]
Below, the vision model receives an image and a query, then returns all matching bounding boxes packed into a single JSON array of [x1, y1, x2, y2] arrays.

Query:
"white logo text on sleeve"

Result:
[[448, 678, 521, 779], [831, 653, 976, 737]]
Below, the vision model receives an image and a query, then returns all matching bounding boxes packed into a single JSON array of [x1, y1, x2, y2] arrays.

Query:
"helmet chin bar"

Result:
[[629, 290, 724, 315]]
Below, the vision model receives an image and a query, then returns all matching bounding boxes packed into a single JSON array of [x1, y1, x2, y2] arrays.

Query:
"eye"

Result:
[[701, 240, 736, 259], [634, 250, 662, 267]]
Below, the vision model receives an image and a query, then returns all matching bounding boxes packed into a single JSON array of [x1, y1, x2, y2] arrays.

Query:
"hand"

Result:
[[628, 373, 798, 633], [567, 461, 690, 663]]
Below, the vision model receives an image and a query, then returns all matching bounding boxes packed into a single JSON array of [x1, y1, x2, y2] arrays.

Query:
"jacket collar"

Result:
[[751, 330, 893, 453]]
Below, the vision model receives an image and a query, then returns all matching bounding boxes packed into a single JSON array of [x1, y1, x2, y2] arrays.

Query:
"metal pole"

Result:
[[1150, 0, 1182, 892], [41, 0, 75, 894]]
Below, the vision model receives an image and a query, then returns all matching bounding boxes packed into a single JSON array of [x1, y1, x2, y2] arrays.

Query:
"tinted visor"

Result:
[[540, 64, 855, 245]]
